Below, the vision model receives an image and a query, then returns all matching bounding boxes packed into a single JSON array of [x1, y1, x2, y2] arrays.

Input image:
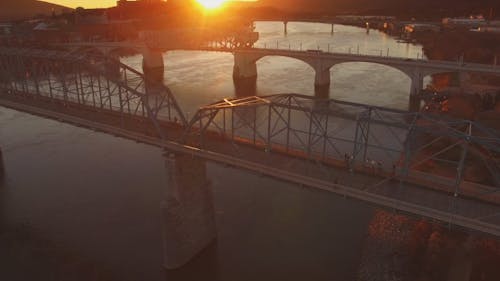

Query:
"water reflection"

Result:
[[314, 84, 330, 99], [165, 241, 219, 280], [234, 77, 257, 97]]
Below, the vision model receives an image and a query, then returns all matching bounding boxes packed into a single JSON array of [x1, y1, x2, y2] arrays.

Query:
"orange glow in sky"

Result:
[[196, 0, 226, 9], [44, 1, 118, 8], [44, 0, 255, 9]]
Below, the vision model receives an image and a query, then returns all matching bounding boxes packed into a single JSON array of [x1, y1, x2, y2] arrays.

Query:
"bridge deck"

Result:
[[2, 91, 500, 237]]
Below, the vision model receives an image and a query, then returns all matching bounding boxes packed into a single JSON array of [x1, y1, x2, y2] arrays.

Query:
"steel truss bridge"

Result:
[[1, 47, 500, 237]]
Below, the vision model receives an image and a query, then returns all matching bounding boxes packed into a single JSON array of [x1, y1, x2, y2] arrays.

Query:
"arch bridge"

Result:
[[60, 37, 500, 111]]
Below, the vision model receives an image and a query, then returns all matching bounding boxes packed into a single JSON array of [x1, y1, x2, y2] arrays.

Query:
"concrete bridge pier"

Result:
[[233, 50, 258, 97], [458, 71, 470, 88], [409, 72, 424, 112], [142, 49, 165, 85], [0, 147, 4, 179], [233, 53, 258, 84], [234, 77, 257, 97], [104, 53, 121, 79], [314, 69, 331, 90], [161, 152, 216, 269], [284, 21, 288, 35]]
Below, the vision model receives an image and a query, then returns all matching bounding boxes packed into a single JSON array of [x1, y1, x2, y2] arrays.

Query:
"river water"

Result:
[[1, 23, 430, 281]]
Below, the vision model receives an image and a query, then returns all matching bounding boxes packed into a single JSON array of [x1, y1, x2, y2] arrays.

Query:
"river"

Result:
[[0, 22, 436, 281]]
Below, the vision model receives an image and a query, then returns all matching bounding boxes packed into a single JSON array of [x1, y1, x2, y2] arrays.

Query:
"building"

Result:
[[75, 8, 109, 25], [110, 0, 169, 20]]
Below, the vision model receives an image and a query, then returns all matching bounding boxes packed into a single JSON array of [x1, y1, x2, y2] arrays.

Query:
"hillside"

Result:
[[0, 0, 70, 21], [256, 0, 500, 19]]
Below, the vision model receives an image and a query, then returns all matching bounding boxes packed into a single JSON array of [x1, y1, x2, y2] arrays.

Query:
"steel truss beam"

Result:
[[184, 93, 500, 190], [0, 47, 187, 140]]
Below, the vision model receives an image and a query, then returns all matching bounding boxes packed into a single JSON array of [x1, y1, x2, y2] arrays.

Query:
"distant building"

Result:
[[110, 0, 168, 20], [75, 8, 108, 25], [31, 19, 74, 44]]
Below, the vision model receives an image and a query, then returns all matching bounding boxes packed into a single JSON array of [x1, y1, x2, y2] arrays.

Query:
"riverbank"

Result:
[[358, 210, 500, 281], [355, 26, 500, 274]]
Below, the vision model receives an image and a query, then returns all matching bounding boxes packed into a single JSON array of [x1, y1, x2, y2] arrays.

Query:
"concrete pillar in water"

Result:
[[284, 21, 288, 35], [0, 147, 4, 179], [104, 53, 121, 79], [331, 23, 334, 35], [314, 69, 331, 89], [458, 71, 470, 88], [233, 52, 257, 83], [409, 72, 424, 112], [161, 153, 216, 269], [142, 49, 165, 84], [234, 77, 257, 97]]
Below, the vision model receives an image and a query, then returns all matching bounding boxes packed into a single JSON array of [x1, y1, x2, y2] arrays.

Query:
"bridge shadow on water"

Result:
[[164, 241, 219, 280], [314, 85, 330, 100], [0, 148, 4, 182], [234, 77, 257, 98]]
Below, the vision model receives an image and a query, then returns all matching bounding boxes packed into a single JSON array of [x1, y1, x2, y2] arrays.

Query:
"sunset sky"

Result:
[[43, 0, 257, 9], [44, 0, 118, 8]]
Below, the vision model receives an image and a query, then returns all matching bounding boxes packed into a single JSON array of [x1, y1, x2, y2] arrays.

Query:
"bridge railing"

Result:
[[0, 47, 187, 139], [183, 93, 500, 197], [238, 44, 500, 70], [175, 93, 500, 235]]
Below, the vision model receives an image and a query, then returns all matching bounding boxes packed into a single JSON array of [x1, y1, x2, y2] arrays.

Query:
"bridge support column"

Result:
[[142, 49, 165, 84], [458, 71, 470, 88], [233, 53, 257, 84], [0, 147, 4, 179], [409, 72, 424, 112], [161, 152, 216, 269], [314, 69, 331, 90], [284, 21, 288, 35], [104, 53, 121, 79]]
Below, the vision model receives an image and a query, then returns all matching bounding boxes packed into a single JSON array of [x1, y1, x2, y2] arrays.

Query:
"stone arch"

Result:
[[233, 52, 321, 88], [254, 54, 319, 89], [327, 61, 416, 108], [254, 54, 317, 71], [327, 60, 413, 80]]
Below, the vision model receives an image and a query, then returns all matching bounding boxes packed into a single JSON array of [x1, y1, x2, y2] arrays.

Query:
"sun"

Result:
[[196, 0, 226, 9]]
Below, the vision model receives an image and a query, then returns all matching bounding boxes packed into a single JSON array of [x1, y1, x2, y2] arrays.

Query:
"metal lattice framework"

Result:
[[185, 94, 500, 181], [0, 47, 187, 139], [183, 94, 500, 234]]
